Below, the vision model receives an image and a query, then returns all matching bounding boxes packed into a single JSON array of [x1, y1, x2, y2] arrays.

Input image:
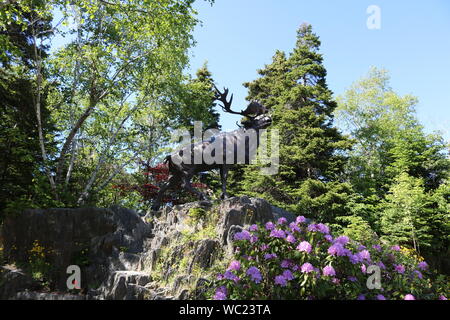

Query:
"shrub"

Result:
[[211, 217, 448, 300]]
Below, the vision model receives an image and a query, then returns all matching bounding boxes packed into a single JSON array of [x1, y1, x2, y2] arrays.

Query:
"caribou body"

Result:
[[151, 87, 272, 210]]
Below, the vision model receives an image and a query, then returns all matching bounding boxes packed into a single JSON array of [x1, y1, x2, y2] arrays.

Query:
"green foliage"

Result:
[[335, 68, 450, 274], [335, 67, 450, 196], [0, 0, 218, 212], [188, 207, 208, 223], [28, 240, 52, 285]]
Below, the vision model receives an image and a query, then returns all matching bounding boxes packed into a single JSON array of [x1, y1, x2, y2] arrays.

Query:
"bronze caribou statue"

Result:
[[151, 86, 272, 210]]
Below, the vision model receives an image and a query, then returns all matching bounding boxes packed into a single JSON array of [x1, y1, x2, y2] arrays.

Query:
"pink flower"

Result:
[[297, 241, 312, 254], [404, 294, 415, 300], [417, 261, 428, 270], [322, 265, 336, 277], [286, 234, 296, 243], [334, 236, 350, 245], [394, 264, 405, 274], [296, 216, 306, 224], [301, 263, 314, 273], [227, 260, 241, 271]]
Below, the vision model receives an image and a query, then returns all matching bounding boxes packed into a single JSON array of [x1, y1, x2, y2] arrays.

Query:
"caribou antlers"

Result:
[[214, 85, 268, 118]]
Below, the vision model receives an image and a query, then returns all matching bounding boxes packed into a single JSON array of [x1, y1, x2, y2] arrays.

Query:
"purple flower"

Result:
[[281, 260, 292, 268], [372, 244, 381, 251], [216, 273, 224, 280], [334, 236, 350, 245], [417, 261, 428, 270], [301, 262, 314, 273], [249, 224, 258, 232], [376, 294, 386, 300], [322, 265, 336, 277], [377, 261, 386, 269], [347, 276, 357, 282], [297, 241, 312, 254], [357, 294, 366, 300], [213, 286, 227, 300], [286, 234, 296, 243], [277, 217, 287, 225], [292, 265, 300, 272], [332, 277, 340, 284], [394, 264, 405, 274], [246, 266, 262, 284], [260, 244, 269, 251], [361, 264, 367, 274], [357, 244, 366, 251], [414, 270, 423, 279], [224, 270, 240, 282], [264, 253, 277, 260], [296, 216, 306, 224], [439, 295, 447, 300], [227, 260, 241, 271], [358, 250, 371, 262], [349, 254, 362, 264], [282, 270, 294, 281], [404, 294, 415, 300], [324, 235, 333, 242], [270, 229, 286, 239], [289, 222, 300, 232], [307, 224, 319, 232], [250, 235, 258, 243], [391, 245, 401, 252], [274, 275, 287, 286], [234, 230, 251, 241], [265, 222, 275, 231], [317, 223, 330, 234], [328, 243, 347, 257]]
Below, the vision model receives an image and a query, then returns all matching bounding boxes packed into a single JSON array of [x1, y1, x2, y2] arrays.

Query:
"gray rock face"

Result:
[[0, 266, 35, 299], [100, 271, 152, 300], [1, 196, 294, 300], [1, 206, 152, 298], [217, 196, 273, 244]]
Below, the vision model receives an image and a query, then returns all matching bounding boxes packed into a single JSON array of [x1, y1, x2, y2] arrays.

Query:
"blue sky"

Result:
[[188, 0, 450, 141]]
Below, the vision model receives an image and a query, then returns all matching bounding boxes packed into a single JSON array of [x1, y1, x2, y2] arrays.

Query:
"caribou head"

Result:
[[151, 86, 272, 211]]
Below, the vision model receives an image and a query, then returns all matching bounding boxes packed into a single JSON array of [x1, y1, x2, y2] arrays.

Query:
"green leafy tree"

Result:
[[0, 0, 57, 218], [335, 67, 450, 196], [0, 0, 215, 207], [237, 23, 353, 223], [380, 173, 431, 253]]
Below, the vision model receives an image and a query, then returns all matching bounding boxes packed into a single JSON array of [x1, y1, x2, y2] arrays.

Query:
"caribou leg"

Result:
[[151, 174, 180, 211], [182, 173, 207, 200], [220, 166, 229, 199]]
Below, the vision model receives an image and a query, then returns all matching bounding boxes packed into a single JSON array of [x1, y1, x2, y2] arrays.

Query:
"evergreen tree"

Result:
[[167, 63, 220, 133], [237, 23, 353, 223], [0, 1, 56, 218]]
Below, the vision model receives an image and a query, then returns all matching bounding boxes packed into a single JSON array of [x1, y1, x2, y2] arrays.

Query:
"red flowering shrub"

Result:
[[112, 162, 208, 206]]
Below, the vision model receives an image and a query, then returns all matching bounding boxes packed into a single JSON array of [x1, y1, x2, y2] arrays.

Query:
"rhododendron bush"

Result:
[[212, 217, 448, 300]]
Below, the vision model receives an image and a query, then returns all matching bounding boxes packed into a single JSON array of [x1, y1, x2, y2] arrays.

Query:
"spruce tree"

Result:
[[238, 23, 353, 223]]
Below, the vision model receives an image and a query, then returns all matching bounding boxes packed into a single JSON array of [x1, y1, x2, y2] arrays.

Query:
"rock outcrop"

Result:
[[0, 196, 294, 300]]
